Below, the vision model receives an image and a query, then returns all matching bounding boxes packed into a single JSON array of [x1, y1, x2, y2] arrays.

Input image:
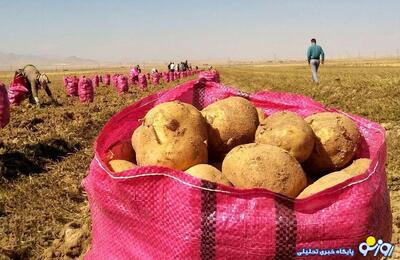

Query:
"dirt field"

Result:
[[0, 61, 399, 259]]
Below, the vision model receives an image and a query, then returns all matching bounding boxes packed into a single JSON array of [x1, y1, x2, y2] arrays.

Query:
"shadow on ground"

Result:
[[0, 138, 81, 181]]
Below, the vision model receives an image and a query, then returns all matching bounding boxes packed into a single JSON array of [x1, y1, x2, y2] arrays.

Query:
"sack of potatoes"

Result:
[[106, 95, 370, 199]]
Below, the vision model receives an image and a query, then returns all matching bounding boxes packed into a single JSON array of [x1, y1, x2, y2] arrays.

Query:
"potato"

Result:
[[304, 112, 361, 176], [297, 158, 371, 199], [132, 101, 208, 170], [256, 107, 267, 124], [222, 143, 307, 198], [185, 164, 231, 186], [109, 160, 137, 173], [201, 96, 259, 157], [255, 111, 315, 163]]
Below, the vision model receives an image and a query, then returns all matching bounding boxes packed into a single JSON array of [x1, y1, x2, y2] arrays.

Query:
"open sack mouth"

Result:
[[83, 77, 390, 259]]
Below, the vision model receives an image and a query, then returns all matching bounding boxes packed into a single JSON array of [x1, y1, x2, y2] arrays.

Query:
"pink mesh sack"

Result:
[[170, 71, 175, 81], [111, 74, 119, 87], [8, 73, 29, 106], [138, 74, 147, 89], [84, 79, 391, 260], [116, 75, 129, 95], [65, 76, 78, 97], [130, 68, 139, 85], [103, 74, 111, 86], [162, 72, 170, 83], [0, 82, 10, 128], [93, 75, 100, 87], [63, 76, 68, 87], [199, 70, 220, 83], [151, 73, 161, 85], [176, 71, 181, 79], [78, 76, 94, 103]]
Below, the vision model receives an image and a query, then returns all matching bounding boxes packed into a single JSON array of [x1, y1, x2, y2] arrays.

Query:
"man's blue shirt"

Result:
[[307, 44, 325, 62]]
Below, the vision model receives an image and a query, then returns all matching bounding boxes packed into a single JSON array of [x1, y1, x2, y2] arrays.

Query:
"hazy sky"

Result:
[[0, 0, 399, 62]]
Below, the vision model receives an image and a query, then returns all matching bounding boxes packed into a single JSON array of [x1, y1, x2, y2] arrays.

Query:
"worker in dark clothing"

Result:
[[20, 64, 56, 106]]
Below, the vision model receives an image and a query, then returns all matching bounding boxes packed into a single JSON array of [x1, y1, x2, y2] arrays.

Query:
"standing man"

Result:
[[307, 38, 325, 83], [169, 62, 175, 72]]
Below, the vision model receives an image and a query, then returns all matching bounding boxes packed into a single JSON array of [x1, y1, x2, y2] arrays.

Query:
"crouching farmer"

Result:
[[21, 64, 56, 107]]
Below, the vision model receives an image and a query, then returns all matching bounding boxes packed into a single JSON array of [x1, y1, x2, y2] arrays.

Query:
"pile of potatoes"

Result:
[[107, 96, 370, 199]]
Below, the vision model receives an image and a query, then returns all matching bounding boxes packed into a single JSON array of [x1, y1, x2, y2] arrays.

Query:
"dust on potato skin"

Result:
[[304, 112, 361, 176], [222, 143, 307, 198], [132, 101, 208, 170], [185, 164, 231, 186], [109, 160, 137, 173], [202, 96, 259, 158], [255, 111, 315, 163], [298, 158, 371, 198]]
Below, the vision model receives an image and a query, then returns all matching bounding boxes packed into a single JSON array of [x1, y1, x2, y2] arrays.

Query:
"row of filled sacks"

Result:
[[63, 70, 201, 100]]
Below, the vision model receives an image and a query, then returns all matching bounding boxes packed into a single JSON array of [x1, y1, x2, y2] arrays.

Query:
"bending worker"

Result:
[[21, 64, 56, 106], [307, 38, 325, 83]]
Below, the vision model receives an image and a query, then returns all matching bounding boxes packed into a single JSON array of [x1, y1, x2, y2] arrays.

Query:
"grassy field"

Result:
[[0, 61, 399, 259]]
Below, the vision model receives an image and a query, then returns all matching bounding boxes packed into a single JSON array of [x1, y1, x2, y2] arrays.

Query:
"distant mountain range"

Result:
[[0, 51, 100, 66]]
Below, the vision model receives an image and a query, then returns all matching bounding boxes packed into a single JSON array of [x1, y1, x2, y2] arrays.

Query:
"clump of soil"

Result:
[[43, 207, 91, 260]]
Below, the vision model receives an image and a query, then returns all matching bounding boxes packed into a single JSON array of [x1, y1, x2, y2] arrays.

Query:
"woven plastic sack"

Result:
[[93, 75, 100, 87], [65, 76, 78, 97], [162, 72, 170, 83], [199, 70, 220, 83], [78, 76, 94, 103], [84, 79, 391, 260], [0, 82, 10, 128], [151, 73, 161, 85], [116, 75, 129, 95], [63, 76, 68, 87], [111, 74, 119, 87], [138, 74, 147, 89], [130, 68, 139, 85], [8, 73, 29, 106], [103, 74, 111, 86]]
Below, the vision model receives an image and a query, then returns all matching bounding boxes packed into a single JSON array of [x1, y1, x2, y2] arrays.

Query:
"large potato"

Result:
[[132, 101, 208, 170], [304, 112, 361, 175], [109, 160, 137, 173], [222, 143, 307, 198], [185, 164, 231, 186], [297, 158, 371, 199], [201, 96, 259, 157], [255, 111, 315, 162]]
